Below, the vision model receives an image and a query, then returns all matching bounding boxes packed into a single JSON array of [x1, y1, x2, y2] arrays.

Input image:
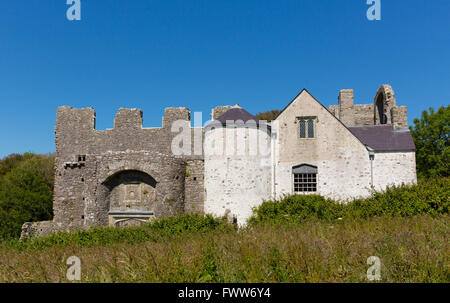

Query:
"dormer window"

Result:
[[297, 117, 316, 138]]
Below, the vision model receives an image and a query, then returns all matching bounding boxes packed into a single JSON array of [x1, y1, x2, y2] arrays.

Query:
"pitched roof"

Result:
[[348, 125, 416, 151], [215, 107, 260, 124], [275, 89, 369, 148], [208, 106, 270, 131]]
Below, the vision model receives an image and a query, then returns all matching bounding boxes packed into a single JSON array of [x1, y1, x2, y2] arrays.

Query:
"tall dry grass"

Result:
[[0, 215, 448, 283]]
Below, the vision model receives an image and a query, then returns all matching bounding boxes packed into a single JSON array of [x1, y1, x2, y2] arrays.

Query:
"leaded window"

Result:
[[298, 117, 316, 138]]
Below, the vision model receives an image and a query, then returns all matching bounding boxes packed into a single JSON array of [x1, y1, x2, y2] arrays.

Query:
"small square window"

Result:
[[293, 173, 317, 193]]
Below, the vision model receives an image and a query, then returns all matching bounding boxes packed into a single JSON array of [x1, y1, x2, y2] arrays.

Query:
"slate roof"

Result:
[[216, 107, 260, 124], [348, 125, 416, 151], [210, 107, 270, 130]]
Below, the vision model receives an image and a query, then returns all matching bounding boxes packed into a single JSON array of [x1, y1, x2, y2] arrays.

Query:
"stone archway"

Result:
[[102, 170, 157, 227], [374, 85, 396, 125]]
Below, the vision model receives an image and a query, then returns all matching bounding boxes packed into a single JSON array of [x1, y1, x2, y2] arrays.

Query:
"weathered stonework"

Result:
[[184, 160, 205, 213], [211, 106, 233, 120], [21, 107, 205, 239]]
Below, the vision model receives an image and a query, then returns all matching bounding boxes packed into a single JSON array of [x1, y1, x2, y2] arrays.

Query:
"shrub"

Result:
[[249, 195, 344, 225], [250, 178, 449, 225]]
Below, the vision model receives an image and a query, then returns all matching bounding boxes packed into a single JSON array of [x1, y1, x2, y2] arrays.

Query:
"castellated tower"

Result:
[[204, 105, 272, 226], [21, 106, 205, 238]]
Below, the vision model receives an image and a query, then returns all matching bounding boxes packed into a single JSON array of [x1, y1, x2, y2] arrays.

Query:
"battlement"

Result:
[[211, 105, 233, 120], [114, 108, 143, 129], [55, 106, 96, 133], [54, 106, 201, 160], [56, 106, 193, 132], [162, 107, 191, 128]]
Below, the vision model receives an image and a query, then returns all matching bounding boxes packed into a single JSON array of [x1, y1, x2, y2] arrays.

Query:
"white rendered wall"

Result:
[[204, 126, 272, 225], [372, 151, 417, 191]]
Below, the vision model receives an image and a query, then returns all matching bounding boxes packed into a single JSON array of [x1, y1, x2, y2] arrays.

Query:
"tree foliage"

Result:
[[255, 109, 281, 122], [0, 153, 54, 239], [409, 106, 449, 178]]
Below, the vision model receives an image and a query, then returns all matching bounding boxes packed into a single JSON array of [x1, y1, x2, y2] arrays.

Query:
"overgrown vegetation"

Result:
[[250, 178, 449, 225], [0, 214, 233, 251], [0, 215, 447, 282], [0, 153, 54, 239], [0, 179, 448, 282]]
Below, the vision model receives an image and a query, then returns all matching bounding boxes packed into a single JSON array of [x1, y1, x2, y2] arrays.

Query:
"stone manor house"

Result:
[[21, 84, 417, 238]]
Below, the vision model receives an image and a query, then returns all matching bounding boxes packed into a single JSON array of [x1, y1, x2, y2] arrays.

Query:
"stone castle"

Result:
[[21, 84, 417, 238]]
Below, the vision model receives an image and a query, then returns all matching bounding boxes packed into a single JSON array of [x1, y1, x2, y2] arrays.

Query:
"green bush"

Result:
[[346, 178, 449, 218], [2, 213, 233, 251], [249, 195, 345, 225], [250, 178, 449, 225]]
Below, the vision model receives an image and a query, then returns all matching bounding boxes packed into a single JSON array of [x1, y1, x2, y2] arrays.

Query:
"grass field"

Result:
[[0, 215, 448, 282], [0, 178, 448, 283]]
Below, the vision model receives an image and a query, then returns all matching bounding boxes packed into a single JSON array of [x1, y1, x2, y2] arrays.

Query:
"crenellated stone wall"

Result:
[[21, 106, 205, 239]]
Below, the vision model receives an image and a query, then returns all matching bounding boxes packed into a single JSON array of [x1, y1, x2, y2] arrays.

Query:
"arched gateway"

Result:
[[102, 170, 157, 227]]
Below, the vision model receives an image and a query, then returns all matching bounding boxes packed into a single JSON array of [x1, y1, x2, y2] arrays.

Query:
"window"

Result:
[[77, 155, 86, 162], [298, 117, 316, 138], [292, 164, 317, 193], [299, 120, 306, 138]]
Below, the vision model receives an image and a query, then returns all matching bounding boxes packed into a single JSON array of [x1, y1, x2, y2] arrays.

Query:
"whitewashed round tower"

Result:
[[204, 105, 272, 225]]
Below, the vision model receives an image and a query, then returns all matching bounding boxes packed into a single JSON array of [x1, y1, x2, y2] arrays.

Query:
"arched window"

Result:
[[376, 94, 387, 124], [292, 164, 317, 192]]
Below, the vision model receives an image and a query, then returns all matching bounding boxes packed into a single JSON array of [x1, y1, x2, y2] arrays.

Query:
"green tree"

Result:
[[0, 154, 54, 239], [410, 106, 449, 179]]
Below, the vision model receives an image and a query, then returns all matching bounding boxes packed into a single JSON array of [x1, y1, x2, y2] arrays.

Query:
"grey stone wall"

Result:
[[391, 106, 408, 128], [184, 160, 205, 213], [338, 89, 355, 126]]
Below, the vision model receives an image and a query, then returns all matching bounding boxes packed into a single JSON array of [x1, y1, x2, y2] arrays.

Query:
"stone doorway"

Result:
[[102, 170, 157, 227]]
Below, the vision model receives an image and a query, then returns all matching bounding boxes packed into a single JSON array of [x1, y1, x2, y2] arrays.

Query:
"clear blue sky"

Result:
[[0, 0, 449, 157]]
